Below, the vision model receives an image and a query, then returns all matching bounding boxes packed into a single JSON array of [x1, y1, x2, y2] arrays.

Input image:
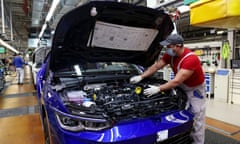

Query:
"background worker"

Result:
[[130, 34, 206, 144], [12, 53, 26, 85]]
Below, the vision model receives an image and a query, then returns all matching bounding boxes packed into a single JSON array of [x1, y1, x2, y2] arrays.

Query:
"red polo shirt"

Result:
[[162, 48, 205, 87]]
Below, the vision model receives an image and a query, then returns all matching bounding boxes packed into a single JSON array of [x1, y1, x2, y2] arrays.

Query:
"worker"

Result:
[[130, 34, 206, 144], [12, 53, 26, 85]]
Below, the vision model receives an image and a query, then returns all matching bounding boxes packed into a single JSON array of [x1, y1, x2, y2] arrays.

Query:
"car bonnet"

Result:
[[50, 1, 173, 72]]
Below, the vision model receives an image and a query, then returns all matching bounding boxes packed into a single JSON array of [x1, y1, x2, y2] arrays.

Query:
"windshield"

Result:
[[55, 62, 142, 77]]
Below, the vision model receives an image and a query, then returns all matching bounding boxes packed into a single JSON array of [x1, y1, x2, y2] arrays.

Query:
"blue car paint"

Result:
[[36, 57, 194, 144], [45, 103, 193, 144], [38, 79, 193, 143]]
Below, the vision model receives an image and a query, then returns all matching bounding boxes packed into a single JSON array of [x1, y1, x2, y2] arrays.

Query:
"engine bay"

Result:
[[54, 77, 188, 123]]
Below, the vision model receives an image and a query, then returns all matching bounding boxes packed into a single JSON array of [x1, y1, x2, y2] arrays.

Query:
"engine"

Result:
[[59, 78, 187, 122]]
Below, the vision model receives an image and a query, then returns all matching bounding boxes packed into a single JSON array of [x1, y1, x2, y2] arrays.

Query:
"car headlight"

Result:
[[52, 106, 111, 132], [56, 114, 85, 132], [56, 113, 112, 132]]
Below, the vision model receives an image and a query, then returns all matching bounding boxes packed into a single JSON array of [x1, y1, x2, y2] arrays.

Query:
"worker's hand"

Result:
[[130, 75, 142, 84], [143, 85, 161, 97]]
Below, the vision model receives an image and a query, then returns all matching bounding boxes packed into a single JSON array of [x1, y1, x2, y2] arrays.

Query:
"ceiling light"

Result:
[[217, 30, 224, 35], [177, 5, 190, 13], [39, 0, 60, 38], [45, 0, 60, 22], [0, 39, 19, 53], [210, 29, 216, 34], [39, 23, 47, 38], [51, 30, 55, 35]]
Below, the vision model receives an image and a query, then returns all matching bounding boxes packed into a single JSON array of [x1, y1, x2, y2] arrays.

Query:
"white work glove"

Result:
[[143, 85, 161, 97], [130, 75, 142, 84]]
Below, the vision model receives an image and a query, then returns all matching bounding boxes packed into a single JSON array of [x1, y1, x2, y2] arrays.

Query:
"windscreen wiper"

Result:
[[54, 73, 97, 78]]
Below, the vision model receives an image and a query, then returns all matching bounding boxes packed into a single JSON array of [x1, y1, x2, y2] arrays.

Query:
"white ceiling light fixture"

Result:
[[177, 5, 190, 13], [51, 30, 55, 35], [39, 23, 47, 38], [0, 39, 19, 54], [217, 30, 225, 35], [38, 0, 60, 38], [45, 0, 60, 22], [146, 0, 157, 8]]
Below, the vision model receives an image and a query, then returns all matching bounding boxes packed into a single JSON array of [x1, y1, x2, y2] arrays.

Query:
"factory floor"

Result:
[[0, 66, 240, 144], [0, 66, 44, 144]]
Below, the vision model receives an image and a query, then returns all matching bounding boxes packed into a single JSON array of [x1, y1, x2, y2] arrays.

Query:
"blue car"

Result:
[[0, 60, 5, 91], [37, 1, 194, 144]]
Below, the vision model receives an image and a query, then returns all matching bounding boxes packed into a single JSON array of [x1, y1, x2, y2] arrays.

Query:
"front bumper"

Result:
[[47, 109, 193, 144]]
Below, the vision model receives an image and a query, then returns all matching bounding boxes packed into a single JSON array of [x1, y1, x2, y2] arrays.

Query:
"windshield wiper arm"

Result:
[[54, 73, 97, 78]]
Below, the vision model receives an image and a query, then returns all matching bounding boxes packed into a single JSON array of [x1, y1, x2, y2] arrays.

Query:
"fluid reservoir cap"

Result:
[[92, 94, 97, 101], [135, 86, 142, 95]]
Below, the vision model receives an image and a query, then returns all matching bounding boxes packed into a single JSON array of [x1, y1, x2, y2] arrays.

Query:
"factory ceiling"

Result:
[[1, 0, 231, 55]]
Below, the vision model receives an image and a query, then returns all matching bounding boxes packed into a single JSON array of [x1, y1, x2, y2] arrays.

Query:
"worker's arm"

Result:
[[130, 59, 167, 84], [160, 69, 194, 91], [141, 59, 167, 79]]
